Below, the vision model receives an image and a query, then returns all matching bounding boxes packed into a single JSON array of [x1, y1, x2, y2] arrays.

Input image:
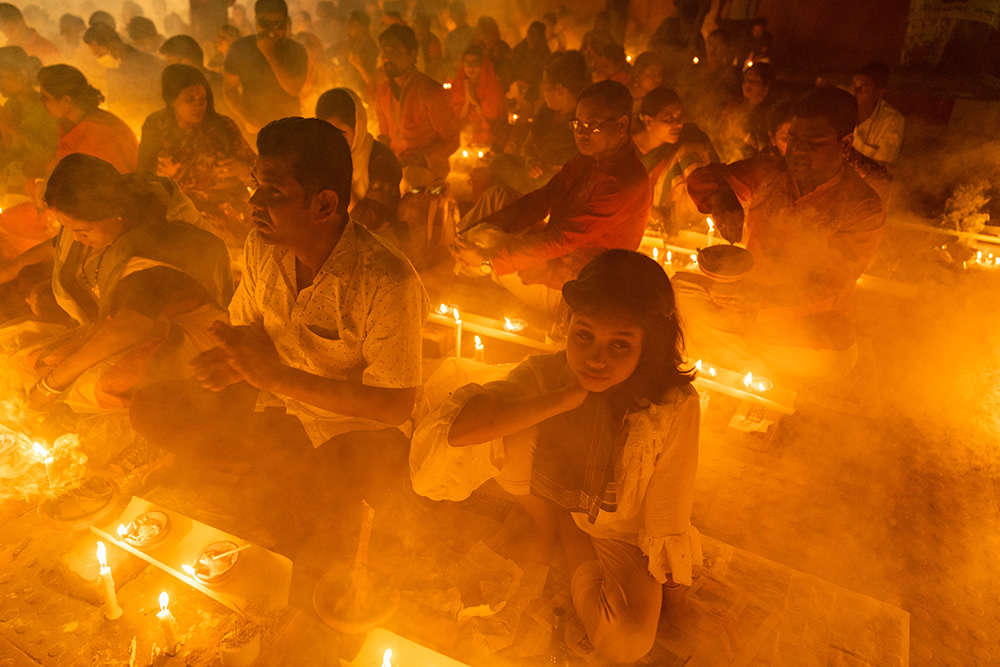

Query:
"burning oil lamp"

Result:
[[157, 592, 180, 655], [96, 541, 123, 619], [743, 371, 772, 393], [502, 317, 526, 333]]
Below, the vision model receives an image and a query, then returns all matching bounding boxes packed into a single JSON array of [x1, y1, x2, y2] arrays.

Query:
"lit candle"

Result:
[[96, 542, 123, 619], [666, 250, 673, 265], [692, 56, 700, 65], [652, 247, 658, 262], [706, 217, 715, 245], [453, 308, 462, 358], [438, 303, 448, 315], [625, 54, 633, 63], [474, 335, 484, 363], [689, 253, 698, 265], [382, 648, 392, 667], [502, 317, 526, 333], [443, 82, 452, 90], [743, 371, 771, 392], [512, 113, 519, 122], [461, 149, 470, 158], [157, 592, 180, 655]]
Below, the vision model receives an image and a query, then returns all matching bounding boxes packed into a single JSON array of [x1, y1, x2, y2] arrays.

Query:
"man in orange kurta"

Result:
[[680, 87, 884, 383], [374, 24, 459, 182]]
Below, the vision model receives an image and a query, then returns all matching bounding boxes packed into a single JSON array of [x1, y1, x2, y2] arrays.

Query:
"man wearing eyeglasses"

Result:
[[452, 80, 651, 315], [223, 0, 307, 133]]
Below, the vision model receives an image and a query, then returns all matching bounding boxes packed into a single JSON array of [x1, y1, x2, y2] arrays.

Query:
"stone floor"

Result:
[[1, 237, 998, 665]]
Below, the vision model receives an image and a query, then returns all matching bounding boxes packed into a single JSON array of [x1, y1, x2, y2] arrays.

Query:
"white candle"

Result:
[[157, 592, 180, 655], [452, 308, 462, 359], [474, 336, 484, 363], [96, 542, 123, 620]]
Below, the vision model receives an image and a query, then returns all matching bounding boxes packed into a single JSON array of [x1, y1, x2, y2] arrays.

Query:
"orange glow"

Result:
[[159, 592, 169, 611], [96, 541, 107, 568], [382, 648, 392, 666]]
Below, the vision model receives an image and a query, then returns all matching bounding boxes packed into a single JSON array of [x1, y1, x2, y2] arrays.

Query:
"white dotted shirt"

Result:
[[230, 220, 429, 445]]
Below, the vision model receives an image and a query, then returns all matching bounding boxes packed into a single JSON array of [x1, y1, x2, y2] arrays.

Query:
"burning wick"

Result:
[[96, 541, 123, 620], [706, 217, 715, 245], [474, 335, 485, 363], [503, 317, 526, 333], [453, 307, 462, 359], [743, 371, 771, 393], [382, 648, 392, 667], [690, 253, 698, 265], [157, 592, 180, 655]]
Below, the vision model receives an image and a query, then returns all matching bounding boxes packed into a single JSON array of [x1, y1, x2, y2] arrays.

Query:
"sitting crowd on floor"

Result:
[[0, 0, 901, 661]]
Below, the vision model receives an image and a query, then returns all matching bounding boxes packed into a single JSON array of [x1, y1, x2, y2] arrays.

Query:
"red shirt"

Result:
[[486, 141, 652, 289], [375, 69, 459, 180], [57, 109, 139, 175], [687, 158, 884, 348]]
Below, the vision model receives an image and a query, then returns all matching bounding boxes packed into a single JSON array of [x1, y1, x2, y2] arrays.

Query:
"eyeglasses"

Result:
[[570, 118, 618, 135]]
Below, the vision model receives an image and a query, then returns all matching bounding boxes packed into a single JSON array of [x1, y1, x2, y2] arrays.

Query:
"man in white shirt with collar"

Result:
[[850, 61, 904, 166], [131, 117, 428, 483]]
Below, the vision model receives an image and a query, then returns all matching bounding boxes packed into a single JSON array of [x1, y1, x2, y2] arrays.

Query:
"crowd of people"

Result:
[[0, 0, 906, 662]]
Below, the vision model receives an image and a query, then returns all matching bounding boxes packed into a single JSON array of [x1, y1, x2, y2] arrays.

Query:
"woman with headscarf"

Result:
[[315, 87, 401, 229], [138, 64, 256, 248], [37, 64, 138, 174], [451, 44, 505, 148], [20, 153, 232, 413]]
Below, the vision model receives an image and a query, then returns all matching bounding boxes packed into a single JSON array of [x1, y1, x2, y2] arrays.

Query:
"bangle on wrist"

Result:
[[36, 374, 64, 396]]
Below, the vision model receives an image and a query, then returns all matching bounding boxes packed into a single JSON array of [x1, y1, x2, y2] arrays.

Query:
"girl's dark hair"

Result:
[[161, 63, 216, 115], [640, 86, 682, 118], [314, 87, 356, 129], [562, 249, 693, 404], [37, 64, 104, 112], [45, 153, 166, 226]]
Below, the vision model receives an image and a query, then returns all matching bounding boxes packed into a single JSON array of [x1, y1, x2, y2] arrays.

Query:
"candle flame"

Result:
[[504, 316, 513, 329], [443, 82, 452, 90], [181, 564, 196, 577], [462, 150, 469, 158], [743, 371, 753, 387], [512, 113, 519, 121], [695, 359, 702, 371], [652, 247, 658, 260], [708, 366, 717, 378], [117, 524, 127, 537], [977, 250, 983, 262], [626, 54, 633, 63], [757, 381, 767, 392], [478, 150, 484, 158], [32, 441, 49, 458], [707, 217, 714, 231], [159, 592, 169, 611], [438, 303, 448, 315], [666, 250, 672, 262], [382, 648, 392, 667], [474, 335, 483, 350], [452, 307, 460, 322], [690, 253, 698, 263], [96, 541, 107, 567], [747, 60, 754, 68], [692, 56, 699, 64]]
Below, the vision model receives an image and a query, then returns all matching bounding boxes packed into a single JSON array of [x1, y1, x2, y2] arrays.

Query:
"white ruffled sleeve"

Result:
[[637, 386, 703, 585]]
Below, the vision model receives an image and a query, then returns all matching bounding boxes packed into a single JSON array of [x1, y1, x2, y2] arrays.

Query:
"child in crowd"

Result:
[[412, 249, 702, 663]]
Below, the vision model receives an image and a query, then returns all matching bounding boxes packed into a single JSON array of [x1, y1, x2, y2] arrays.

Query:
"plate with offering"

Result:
[[120, 511, 170, 548], [38, 476, 119, 532], [192, 540, 242, 586], [313, 566, 400, 635], [697, 244, 754, 282]]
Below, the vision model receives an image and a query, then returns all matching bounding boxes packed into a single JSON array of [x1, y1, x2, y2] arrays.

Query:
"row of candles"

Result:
[[694, 359, 772, 393], [96, 541, 181, 654], [436, 304, 527, 361]]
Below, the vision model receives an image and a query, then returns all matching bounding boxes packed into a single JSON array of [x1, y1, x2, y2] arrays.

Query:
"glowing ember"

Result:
[[96, 541, 108, 567], [382, 648, 392, 667]]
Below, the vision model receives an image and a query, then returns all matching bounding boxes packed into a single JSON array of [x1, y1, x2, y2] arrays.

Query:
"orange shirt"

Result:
[[57, 109, 139, 175], [687, 158, 884, 349], [375, 69, 459, 179]]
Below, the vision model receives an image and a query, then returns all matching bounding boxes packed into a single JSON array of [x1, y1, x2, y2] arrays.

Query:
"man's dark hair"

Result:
[[639, 87, 681, 118], [855, 61, 890, 90], [160, 34, 204, 66], [257, 117, 352, 216], [792, 87, 858, 139], [254, 0, 288, 17], [577, 79, 633, 123], [83, 23, 122, 47], [88, 10, 115, 29], [0, 3, 24, 24], [765, 98, 794, 134], [60, 13, 86, 33], [127, 16, 158, 41], [378, 23, 417, 52], [544, 50, 589, 98], [448, 1, 467, 23], [315, 87, 356, 128], [348, 9, 369, 28], [542, 11, 558, 25]]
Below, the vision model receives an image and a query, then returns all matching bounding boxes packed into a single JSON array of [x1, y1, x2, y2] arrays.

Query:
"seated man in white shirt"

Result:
[[130, 118, 429, 531], [850, 61, 904, 166]]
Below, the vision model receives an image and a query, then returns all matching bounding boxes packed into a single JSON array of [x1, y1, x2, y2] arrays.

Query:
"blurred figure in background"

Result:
[[333, 10, 378, 93], [83, 22, 164, 129], [589, 40, 630, 85], [190, 0, 234, 44], [208, 24, 241, 71], [474, 16, 512, 87], [138, 64, 255, 247], [57, 13, 87, 58], [413, 12, 443, 81], [375, 23, 459, 184], [443, 1, 475, 78], [629, 51, 664, 116], [542, 12, 565, 53], [38, 64, 138, 174], [223, 0, 307, 133], [717, 61, 776, 161], [126, 16, 163, 54], [315, 87, 401, 231], [0, 3, 59, 64], [0, 47, 57, 197], [633, 87, 717, 237], [510, 21, 550, 88], [850, 61, 904, 166], [452, 44, 505, 148]]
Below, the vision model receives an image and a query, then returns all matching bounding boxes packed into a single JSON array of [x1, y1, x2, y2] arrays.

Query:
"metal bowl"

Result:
[[193, 540, 241, 587], [313, 567, 400, 635], [38, 476, 120, 532], [697, 245, 754, 283], [122, 511, 170, 549]]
